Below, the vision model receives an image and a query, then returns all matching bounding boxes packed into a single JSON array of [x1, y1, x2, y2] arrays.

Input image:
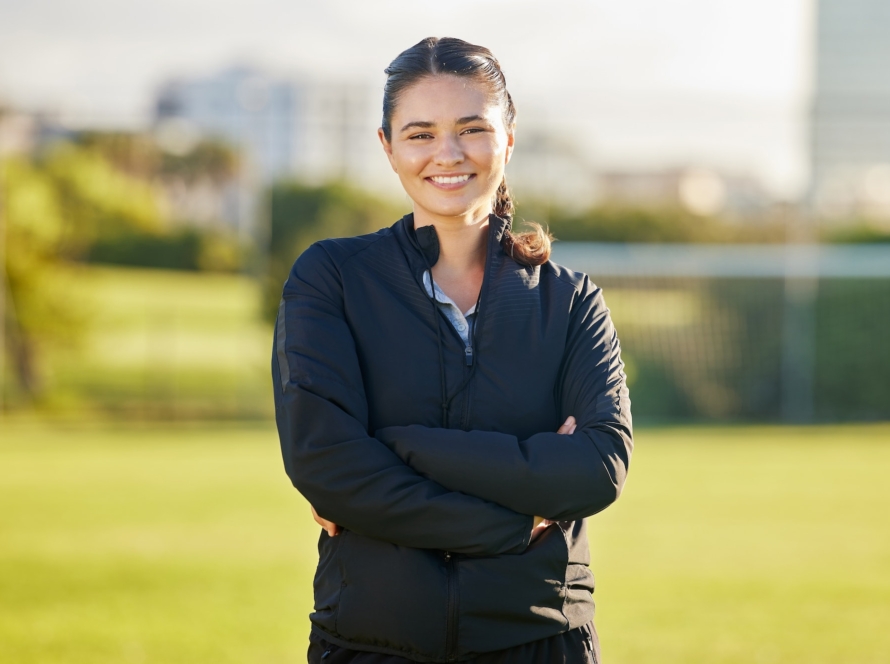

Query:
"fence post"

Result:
[[780, 211, 818, 423], [0, 158, 6, 413]]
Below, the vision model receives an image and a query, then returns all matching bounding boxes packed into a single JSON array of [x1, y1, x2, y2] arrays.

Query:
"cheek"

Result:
[[393, 148, 428, 176], [474, 135, 507, 165], [474, 142, 507, 180]]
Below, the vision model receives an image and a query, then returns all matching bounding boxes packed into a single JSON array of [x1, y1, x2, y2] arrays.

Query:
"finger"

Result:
[[311, 506, 324, 527], [320, 518, 340, 535], [311, 506, 340, 535], [557, 416, 576, 435], [530, 519, 551, 541], [569, 424, 577, 434]]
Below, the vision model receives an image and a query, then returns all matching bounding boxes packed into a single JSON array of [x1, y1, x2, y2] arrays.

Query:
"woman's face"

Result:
[[379, 75, 514, 226]]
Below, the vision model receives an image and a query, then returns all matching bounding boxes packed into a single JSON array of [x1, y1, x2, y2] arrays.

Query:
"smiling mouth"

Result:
[[428, 174, 473, 185]]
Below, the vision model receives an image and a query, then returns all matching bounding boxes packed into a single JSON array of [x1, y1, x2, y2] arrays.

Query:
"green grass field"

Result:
[[27, 266, 273, 420], [2, 421, 889, 663]]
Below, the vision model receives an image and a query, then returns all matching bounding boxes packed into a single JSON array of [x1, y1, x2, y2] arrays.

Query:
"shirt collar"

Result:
[[422, 271, 478, 317]]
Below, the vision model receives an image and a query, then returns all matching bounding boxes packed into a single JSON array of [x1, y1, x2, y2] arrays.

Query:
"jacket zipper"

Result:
[[444, 551, 459, 661], [460, 341, 474, 429], [459, 235, 489, 428]]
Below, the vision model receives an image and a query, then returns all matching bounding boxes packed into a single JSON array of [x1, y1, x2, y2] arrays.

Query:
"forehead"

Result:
[[393, 75, 503, 125]]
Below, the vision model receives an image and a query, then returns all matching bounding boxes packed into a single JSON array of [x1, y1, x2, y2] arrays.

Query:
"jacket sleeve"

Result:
[[375, 279, 632, 522], [273, 243, 534, 555]]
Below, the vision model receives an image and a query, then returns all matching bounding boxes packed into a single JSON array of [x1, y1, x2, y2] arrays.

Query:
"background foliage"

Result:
[[3, 132, 890, 419], [263, 181, 403, 320]]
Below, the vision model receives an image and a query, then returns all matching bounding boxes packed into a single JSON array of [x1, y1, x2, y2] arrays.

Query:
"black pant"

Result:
[[308, 624, 600, 664]]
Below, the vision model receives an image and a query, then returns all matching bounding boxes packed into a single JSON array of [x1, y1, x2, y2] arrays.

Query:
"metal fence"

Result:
[[551, 243, 890, 423]]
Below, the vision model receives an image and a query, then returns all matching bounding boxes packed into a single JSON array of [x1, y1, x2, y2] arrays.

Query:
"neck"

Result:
[[414, 208, 490, 276]]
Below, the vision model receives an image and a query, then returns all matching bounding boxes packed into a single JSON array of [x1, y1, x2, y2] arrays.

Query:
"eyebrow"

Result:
[[398, 115, 490, 133], [399, 120, 435, 132]]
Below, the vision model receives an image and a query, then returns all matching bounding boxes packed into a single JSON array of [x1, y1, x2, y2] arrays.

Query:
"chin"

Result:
[[420, 199, 489, 221]]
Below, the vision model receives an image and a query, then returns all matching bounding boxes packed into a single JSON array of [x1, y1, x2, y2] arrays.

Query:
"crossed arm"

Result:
[[276, 244, 632, 553], [311, 416, 579, 538]]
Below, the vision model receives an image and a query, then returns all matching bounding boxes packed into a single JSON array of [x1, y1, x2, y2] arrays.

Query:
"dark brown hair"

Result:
[[382, 37, 551, 266]]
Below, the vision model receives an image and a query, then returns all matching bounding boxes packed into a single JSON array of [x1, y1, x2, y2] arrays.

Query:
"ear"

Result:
[[378, 127, 398, 173], [504, 122, 516, 165]]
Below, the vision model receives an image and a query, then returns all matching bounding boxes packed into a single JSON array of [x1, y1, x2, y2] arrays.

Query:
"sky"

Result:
[[0, 0, 813, 198]]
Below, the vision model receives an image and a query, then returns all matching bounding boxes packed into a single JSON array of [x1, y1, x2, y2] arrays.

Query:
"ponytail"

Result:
[[495, 177, 552, 267], [493, 178, 514, 220]]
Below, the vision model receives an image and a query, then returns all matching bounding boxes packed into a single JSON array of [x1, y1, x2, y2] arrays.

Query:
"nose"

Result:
[[433, 132, 464, 166]]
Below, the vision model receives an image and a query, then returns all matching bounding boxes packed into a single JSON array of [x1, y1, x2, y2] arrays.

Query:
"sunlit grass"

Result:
[[590, 424, 890, 664], [37, 266, 273, 419], [1, 422, 889, 663], [1, 421, 313, 664]]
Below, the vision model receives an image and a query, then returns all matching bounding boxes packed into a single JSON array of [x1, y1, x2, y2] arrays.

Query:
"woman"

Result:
[[273, 37, 632, 664]]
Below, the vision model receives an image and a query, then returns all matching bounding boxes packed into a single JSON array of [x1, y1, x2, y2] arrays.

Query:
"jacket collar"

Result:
[[395, 213, 511, 271]]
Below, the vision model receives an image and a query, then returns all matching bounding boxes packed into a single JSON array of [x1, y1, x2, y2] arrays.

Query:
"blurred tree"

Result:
[[76, 131, 239, 184], [548, 205, 722, 243], [264, 182, 403, 320], [518, 202, 786, 244], [823, 222, 890, 244], [75, 131, 161, 179], [158, 139, 239, 183], [2, 142, 166, 400], [44, 142, 164, 259], [2, 156, 75, 398], [75, 131, 244, 272]]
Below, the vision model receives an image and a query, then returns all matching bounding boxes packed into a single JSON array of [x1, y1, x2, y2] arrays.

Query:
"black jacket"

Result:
[[272, 214, 632, 662]]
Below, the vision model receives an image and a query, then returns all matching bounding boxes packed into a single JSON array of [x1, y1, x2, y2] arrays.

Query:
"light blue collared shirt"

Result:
[[422, 270, 476, 346]]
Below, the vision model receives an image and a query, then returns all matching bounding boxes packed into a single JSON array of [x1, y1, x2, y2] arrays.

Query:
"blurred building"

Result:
[[154, 66, 391, 234], [155, 67, 298, 183], [0, 108, 71, 158], [155, 66, 386, 184], [811, 0, 890, 220], [506, 129, 598, 211], [595, 167, 774, 218], [0, 108, 38, 157], [506, 131, 775, 218]]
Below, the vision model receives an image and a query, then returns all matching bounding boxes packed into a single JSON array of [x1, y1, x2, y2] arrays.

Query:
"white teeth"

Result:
[[431, 174, 471, 184]]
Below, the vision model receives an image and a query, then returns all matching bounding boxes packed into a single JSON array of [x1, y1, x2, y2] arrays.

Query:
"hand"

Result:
[[311, 505, 341, 537], [530, 515, 551, 541], [530, 417, 575, 541], [556, 415, 576, 435]]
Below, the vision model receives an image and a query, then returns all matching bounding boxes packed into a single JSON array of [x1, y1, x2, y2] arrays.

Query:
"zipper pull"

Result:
[[464, 345, 474, 367], [444, 551, 452, 561]]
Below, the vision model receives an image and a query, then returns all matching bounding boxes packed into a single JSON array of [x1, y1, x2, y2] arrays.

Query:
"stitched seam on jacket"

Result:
[[545, 261, 586, 293], [275, 299, 289, 392], [275, 230, 393, 393], [322, 228, 393, 272]]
